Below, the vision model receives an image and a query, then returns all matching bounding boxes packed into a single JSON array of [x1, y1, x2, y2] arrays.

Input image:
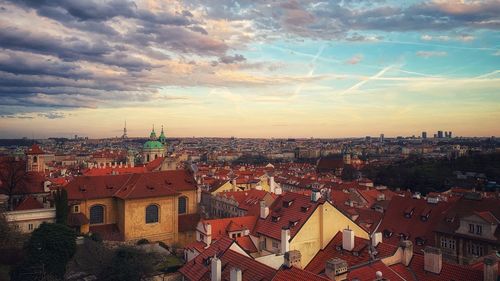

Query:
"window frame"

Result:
[[178, 196, 188, 214], [145, 204, 159, 224], [89, 205, 105, 225]]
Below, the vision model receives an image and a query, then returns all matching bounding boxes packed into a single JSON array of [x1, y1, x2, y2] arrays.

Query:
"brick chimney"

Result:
[[284, 250, 302, 269], [423, 246, 442, 274], [281, 227, 291, 254], [400, 240, 413, 266], [342, 228, 355, 251], [230, 267, 242, 281], [325, 258, 348, 281], [211, 255, 221, 281], [260, 201, 269, 219], [205, 223, 212, 246], [483, 255, 499, 281], [372, 232, 383, 247]]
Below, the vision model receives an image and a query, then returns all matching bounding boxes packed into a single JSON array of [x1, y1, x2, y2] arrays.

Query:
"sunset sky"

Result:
[[0, 0, 499, 138]]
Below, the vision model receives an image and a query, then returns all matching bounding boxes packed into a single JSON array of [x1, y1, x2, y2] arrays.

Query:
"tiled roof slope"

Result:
[[254, 192, 323, 240]]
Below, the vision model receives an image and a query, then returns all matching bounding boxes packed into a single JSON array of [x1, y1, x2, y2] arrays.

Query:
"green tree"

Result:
[[11, 223, 76, 280], [98, 246, 156, 281], [54, 189, 68, 225]]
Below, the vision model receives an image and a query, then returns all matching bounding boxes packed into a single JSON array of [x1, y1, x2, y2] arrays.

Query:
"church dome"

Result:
[[143, 140, 163, 150]]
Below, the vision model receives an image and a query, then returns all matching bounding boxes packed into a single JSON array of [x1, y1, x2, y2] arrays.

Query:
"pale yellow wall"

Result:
[[290, 201, 369, 268], [211, 181, 234, 195], [81, 198, 117, 226], [178, 190, 198, 214], [123, 196, 177, 243]]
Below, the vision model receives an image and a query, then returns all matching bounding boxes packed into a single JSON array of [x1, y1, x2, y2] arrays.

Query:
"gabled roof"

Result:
[[201, 216, 258, 241], [254, 192, 324, 240], [347, 260, 407, 281], [14, 196, 43, 211], [305, 231, 397, 275], [217, 189, 276, 216], [378, 196, 453, 252], [66, 170, 196, 200], [179, 237, 275, 281]]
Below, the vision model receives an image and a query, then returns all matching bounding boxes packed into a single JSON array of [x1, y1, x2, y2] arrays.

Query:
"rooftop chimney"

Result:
[[483, 254, 499, 281], [205, 223, 212, 246], [372, 232, 382, 247], [270, 176, 276, 193], [311, 188, 321, 202], [342, 228, 355, 251], [211, 255, 221, 281], [423, 246, 442, 274], [230, 267, 242, 281], [260, 201, 269, 219], [325, 258, 348, 281], [400, 240, 413, 266], [281, 227, 290, 254], [284, 250, 302, 269]]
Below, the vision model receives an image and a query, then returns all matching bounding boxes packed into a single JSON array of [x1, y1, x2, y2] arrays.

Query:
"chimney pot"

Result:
[[230, 267, 242, 281], [342, 228, 355, 251], [399, 240, 413, 266], [284, 250, 302, 269], [325, 258, 348, 281], [281, 227, 290, 254], [260, 201, 269, 219]]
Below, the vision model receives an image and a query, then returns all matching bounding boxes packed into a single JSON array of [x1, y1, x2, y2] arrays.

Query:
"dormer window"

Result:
[[301, 205, 311, 212], [415, 237, 426, 246], [404, 207, 414, 218], [271, 215, 281, 222], [73, 205, 80, 213], [289, 219, 299, 227], [476, 225, 482, 235], [468, 223, 475, 233], [282, 199, 294, 208], [383, 229, 393, 238]]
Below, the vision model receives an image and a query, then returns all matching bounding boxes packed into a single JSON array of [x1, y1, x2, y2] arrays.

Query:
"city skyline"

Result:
[[0, 0, 499, 138]]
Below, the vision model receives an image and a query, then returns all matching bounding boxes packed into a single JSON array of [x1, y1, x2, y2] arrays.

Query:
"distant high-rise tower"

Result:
[[437, 131, 443, 138], [122, 120, 128, 139], [449, 131, 452, 138], [380, 133, 384, 143], [422, 131, 427, 139]]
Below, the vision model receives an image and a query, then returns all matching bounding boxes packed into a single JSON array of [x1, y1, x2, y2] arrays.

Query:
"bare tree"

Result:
[[0, 157, 29, 211]]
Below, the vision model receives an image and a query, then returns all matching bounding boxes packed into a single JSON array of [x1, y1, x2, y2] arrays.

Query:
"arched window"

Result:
[[146, 154, 150, 162], [145, 204, 159, 223], [90, 205, 104, 224], [178, 196, 187, 214]]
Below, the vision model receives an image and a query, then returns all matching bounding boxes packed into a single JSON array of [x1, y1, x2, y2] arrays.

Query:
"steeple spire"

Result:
[[159, 125, 167, 144], [149, 124, 157, 140]]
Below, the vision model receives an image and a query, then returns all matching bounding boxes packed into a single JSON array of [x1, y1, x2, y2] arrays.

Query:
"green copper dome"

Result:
[[143, 140, 163, 150]]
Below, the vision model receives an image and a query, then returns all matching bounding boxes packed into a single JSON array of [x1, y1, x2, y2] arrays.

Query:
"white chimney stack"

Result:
[[205, 223, 212, 246], [342, 228, 355, 251], [423, 246, 442, 274], [211, 255, 221, 281], [260, 201, 269, 219], [270, 176, 276, 193], [281, 227, 291, 254], [230, 267, 242, 281]]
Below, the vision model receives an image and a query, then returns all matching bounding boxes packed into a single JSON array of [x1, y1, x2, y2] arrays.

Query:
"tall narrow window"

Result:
[[145, 204, 159, 224], [178, 196, 187, 214], [90, 205, 104, 224]]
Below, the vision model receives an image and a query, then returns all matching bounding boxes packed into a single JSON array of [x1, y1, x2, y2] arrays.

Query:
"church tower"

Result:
[[26, 144, 46, 172], [142, 125, 165, 163]]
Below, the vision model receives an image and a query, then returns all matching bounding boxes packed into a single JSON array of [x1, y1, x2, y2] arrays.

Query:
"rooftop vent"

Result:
[[404, 207, 415, 218], [300, 204, 311, 212], [271, 215, 281, 222]]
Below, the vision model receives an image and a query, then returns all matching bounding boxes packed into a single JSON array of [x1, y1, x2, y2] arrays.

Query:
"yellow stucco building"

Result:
[[254, 190, 369, 268], [65, 170, 198, 244]]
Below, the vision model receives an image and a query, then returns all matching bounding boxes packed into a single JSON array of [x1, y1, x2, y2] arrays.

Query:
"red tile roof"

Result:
[[26, 144, 45, 155], [305, 231, 397, 275], [83, 166, 147, 176], [66, 170, 196, 200], [145, 156, 164, 171], [14, 196, 44, 211], [216, 189, 276, 216], [347, 260, 407, 281], [273, 266, 330, 281], [254, 192, 323, 240], [378, 196, 453, 252], [235, 236, 258, 253], [400, 253, 484, 281], [203, 216, 258, 241]]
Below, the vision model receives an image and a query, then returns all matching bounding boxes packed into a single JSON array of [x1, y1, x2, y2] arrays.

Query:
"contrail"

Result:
[[292, 44, 326, 99], [339, 65, 393, 96]]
